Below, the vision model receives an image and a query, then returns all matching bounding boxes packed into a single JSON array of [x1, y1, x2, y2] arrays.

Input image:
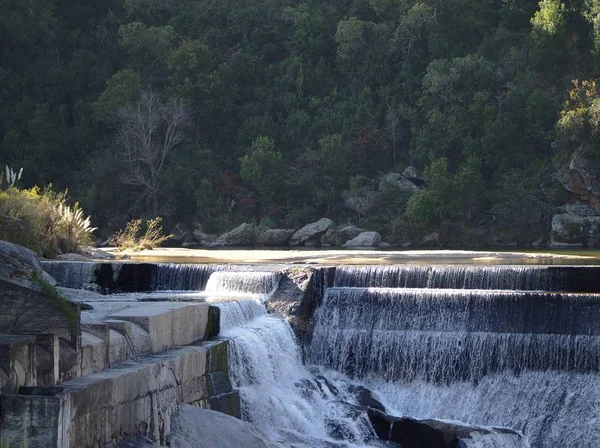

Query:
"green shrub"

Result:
[[109, 217, 171, 250], [0, 186, 96, 257]]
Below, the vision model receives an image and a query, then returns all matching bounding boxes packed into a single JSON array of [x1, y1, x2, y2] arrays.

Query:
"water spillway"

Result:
[[306, 264, 600, 447], [333, 265, 600, 292]]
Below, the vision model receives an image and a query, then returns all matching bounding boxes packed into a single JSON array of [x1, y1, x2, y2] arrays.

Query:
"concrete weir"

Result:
[[0, 280, 239, 448], [5, 257, 600, 447]]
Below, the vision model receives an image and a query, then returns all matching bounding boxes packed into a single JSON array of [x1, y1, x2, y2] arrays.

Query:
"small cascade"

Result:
[[41, 260, 98, 288], [151, 263, 227, 291], [205, 271, 280, 297], [211, 299, 267, 332], [333, 265, 600, 292], [224, 315, 375, 446]]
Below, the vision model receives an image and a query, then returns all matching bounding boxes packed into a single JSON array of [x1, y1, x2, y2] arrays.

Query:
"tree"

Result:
[[115, 91, 191, 216], [239, 136, 284, 217]]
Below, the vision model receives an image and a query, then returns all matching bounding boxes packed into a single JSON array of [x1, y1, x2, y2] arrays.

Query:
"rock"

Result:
[[421, 232, 440, 247], [169, 405, 279, 448], [193, 229, 217, 246], [343, 231, 381, 248], [378, 242, 392, 248], [78, 246, 116, 260], [170, 222, 194, 245], [367, 412, 526, 448], [290, 218, 334, 246], [342, 189, 379, 215], [349, 386, 386, 413], [551, 204, 600, 245], [57, 253, 92, 261], [556, 147, 600, 209], [379, 172, 420, 193], [557, 203, 598, 216], [266, 267, 333, 341], [322, 224, 363, 247], [256, 229, 295, 246], [211, 223, 258, 247], [0, 240, 56, 287]]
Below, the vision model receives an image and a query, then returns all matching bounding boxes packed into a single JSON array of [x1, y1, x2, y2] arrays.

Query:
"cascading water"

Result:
[[151, 263, 227, 291], [307, 266, 600, 447], [42, 260, 99, 288], [205, 271, 280, 296], [206, 271, 379, 447], [333, 265, 600, 292]]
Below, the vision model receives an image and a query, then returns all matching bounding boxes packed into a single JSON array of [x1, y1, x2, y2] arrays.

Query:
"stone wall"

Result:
[[0, 340, 239, 448]]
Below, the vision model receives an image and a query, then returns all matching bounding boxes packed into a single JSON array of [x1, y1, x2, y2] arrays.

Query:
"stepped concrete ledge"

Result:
[[0, 340, 238, 448]]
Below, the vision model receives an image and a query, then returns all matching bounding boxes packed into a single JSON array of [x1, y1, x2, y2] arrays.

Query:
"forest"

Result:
[[2, 0, 600, 247]]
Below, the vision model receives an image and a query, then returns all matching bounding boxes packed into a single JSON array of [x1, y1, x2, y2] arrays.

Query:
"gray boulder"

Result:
[[0, 240, 56, 285], [551, 204, 600, 245], [193, 228, 217, 246], [379, 172, 420, 193], [322, 224, 363, 246], [256, 229, 295, 246], [342, 189, 379, 215], [211, 223, 257, 247], [343, 231, 381, 248], [402, 166, 428, 186], [170, 222, 198, 247], [290, 218, 334, 246], [169, 405, 279, 448]]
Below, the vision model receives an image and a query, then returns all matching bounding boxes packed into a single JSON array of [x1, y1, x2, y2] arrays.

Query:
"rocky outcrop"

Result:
[[379, 172, 420, 193], [343, 231, 381, 248], [211, 223, 258, 247], [289, 218, 334, 246], [256, 228, 295, 246], [169, 405, 279, 448], [266, 267, 333, 341], [551, 203, 600, 246], [556, 147, 600, 209], [193, 227, 217, 247]]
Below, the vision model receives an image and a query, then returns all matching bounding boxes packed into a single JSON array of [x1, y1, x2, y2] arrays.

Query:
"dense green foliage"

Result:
[[2, 0, 600, 243]]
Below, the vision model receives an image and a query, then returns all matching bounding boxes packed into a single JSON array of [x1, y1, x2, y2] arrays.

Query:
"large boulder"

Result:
[[211, 223, 258, 247], [322, 224, 363, 246], [266, 267, 334, 341], [343, 231, 381, 248], [169, 222, 198, 247], [289, 218, 334, 246], [169, 405, 279, 448], [551, 203, 600, 246], [256, 229, 295, 246], [342, 189, 379, 215], [402, 166, 427, 186], [0, 240, 56, 285], [379, 172, 420, 193], [367, 411, 525, 448]]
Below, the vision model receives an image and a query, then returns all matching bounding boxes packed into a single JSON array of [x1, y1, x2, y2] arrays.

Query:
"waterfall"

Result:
[[210, 299, 267, 332], [41, 260, 98, 288], [205, 271, 280, 297], [223, 315, 375, 446], [333, 265, 600, 292], [151, 263, 227, 291], [307, 267, 600, 447]]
